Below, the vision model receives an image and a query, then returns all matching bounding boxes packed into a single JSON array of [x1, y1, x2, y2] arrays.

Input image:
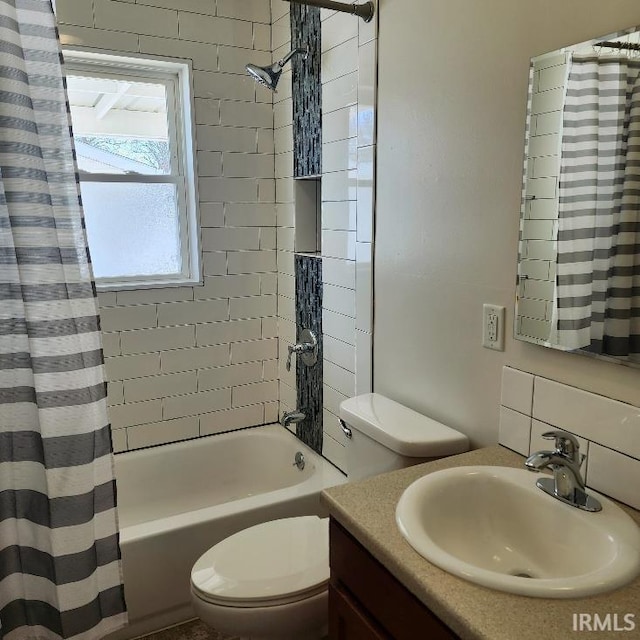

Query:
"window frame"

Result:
[[63, 50, 202, 291]]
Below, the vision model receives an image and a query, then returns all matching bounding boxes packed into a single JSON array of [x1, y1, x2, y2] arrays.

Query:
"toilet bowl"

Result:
[[191, 516, 329, 640], [190, 393, 469, 640]]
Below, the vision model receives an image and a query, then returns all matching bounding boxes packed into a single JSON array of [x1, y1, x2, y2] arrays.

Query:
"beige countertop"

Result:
[[321, 446, 640, 640]]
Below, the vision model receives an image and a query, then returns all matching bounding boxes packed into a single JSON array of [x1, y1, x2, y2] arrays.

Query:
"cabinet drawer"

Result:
[[329, 584, 389, 640], [329, 519, 459, 640]]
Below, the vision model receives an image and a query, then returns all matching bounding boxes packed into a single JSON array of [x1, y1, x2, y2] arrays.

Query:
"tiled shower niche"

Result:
[[291, 4, 322, 255], [294, 179, 321, 253]]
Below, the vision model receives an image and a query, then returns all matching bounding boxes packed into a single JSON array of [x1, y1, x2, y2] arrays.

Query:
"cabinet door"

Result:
[[330, 520, 460, 640], [329, 584, 389, 640]]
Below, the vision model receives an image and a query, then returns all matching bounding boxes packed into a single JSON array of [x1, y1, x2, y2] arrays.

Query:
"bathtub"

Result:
[[110, 424, 346, 640]]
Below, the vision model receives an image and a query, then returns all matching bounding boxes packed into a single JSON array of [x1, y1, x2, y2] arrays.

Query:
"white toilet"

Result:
[[190, 393, 469, 640]]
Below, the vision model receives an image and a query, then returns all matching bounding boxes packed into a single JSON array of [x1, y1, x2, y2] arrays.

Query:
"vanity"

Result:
[[329, 518, 458, 639], [321, 446, 640, 640]]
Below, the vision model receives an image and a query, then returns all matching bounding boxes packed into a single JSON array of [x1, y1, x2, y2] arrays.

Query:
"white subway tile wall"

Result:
[[500, 367, 534, 415], [58, 0, 276, 451], [498, 406, 531, 457], [59, 1, 377, 462], [273, 3, 377, 471], [272, 4, 297, 433], [322, 8, 377, 471], [499, 366, 640, 510], [516, 53, 569, 343]]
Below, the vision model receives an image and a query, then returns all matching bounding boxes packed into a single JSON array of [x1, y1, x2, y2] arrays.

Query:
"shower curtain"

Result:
[[0, 1, 127, 638], [555, 54, 640, 361]]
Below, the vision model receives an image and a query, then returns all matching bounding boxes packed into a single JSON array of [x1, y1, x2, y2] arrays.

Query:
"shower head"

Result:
[[245, 46, 308, 92], [246, 62, 281, 91]]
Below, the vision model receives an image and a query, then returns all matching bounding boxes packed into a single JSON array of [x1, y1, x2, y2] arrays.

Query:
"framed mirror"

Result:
[[515, 26, 640, 368]]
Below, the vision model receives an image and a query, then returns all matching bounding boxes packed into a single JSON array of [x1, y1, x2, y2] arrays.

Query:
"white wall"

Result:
[[57, 0, 278, 452], [375, 0, 640, 447]]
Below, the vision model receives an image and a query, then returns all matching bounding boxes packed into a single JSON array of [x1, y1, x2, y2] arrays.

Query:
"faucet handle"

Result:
[[286, 345, 294, 372], [541, 430, 582, 463], [285, 329, 318, 372], [286, 343, 302, 372]]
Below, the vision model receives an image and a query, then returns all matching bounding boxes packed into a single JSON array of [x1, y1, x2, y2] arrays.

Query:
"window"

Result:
[[64, 52, 200, 289]]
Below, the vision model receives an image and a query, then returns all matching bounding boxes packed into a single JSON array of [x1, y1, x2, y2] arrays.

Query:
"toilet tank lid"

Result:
[[339, 393, 469, 457]]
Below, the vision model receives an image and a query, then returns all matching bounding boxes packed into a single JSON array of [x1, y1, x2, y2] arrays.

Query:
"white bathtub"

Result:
[[109, 425, 346, 639]]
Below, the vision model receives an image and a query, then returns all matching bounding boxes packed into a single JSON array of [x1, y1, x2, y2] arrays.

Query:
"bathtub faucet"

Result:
[[281, 410, 306, 428]]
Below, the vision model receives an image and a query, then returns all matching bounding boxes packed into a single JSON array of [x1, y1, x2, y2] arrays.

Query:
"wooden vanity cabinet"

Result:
[[328, 519, 460, 640]]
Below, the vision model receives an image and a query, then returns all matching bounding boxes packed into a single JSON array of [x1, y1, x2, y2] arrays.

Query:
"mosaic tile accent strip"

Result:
[[291, 3, 321, 178], [295, 255, 323, 453]]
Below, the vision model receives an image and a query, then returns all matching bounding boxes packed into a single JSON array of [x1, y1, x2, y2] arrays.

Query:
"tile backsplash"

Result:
[[499, 366, 640, 510]]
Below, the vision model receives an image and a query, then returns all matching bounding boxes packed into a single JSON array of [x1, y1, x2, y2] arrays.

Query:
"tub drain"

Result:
[[293, 451, 306, 471]]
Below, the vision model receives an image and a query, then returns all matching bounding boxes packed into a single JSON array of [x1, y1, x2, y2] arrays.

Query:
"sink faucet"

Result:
[[281, 410, 306, 428], [525, 430, 602, 512]]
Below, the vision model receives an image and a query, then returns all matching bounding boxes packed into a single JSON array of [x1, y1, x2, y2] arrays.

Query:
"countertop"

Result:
[[320, 446, 640, 640]]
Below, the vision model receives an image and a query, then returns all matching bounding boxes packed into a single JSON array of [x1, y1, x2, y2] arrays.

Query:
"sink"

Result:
[[395, 466, 640, 598]]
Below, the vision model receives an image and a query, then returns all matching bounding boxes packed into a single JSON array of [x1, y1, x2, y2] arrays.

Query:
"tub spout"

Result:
[[281, 410, 305, 427]]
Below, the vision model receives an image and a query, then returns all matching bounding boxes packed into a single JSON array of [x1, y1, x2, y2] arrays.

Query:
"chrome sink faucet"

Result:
[[525, 430, 602, 512]]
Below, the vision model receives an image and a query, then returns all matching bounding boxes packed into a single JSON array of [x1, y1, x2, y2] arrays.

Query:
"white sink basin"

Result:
[[396, 466, 640, 598]]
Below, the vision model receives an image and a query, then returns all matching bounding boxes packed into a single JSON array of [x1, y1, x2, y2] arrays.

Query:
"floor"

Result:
[[141, 620, 328, 640], [142, 620, 239, 640]]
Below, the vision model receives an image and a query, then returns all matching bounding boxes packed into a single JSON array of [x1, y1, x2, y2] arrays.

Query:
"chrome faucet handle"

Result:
[[286, 343, 302, 372], [541, 430, 583, 466], [285, 329, 318, 372]]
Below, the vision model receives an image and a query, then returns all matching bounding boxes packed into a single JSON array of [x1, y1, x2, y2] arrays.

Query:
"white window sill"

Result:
[[95, 276, 203, 292]]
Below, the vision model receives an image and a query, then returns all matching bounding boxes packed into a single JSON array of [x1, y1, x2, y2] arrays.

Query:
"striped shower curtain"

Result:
[[0, 1, 127, 638], [555, 54, 640, 361]]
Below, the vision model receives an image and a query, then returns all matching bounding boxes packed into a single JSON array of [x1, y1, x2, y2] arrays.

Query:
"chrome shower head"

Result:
[[246, 62, 282, 91], [245, 46, 308, 92]]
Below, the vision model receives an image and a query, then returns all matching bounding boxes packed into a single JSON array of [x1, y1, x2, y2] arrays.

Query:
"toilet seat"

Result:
[[191, 516, 329, 608]]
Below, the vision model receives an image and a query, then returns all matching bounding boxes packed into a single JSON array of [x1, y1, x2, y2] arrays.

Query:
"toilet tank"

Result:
[[339, 393, 469, 481]]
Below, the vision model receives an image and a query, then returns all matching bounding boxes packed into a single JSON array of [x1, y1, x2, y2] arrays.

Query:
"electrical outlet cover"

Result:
[[483, 304, 506, 351]]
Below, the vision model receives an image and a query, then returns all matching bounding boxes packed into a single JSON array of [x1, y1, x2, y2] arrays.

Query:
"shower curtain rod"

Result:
[[283, 0, 374, 23], [598, 41, 640, 52]]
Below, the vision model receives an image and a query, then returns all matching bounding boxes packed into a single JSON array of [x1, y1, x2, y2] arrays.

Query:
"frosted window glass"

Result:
[[80, 182, 181, 279]]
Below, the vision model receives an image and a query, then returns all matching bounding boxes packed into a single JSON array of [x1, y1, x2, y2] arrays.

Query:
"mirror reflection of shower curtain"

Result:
[[555, 54, 640, 361]]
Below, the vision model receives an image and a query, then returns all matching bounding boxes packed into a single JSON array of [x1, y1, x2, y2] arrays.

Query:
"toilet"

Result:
[[190, 393, 469, 640]]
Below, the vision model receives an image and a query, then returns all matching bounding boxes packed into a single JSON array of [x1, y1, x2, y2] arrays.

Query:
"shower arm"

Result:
[[282, 0, 374, 23], [275, 46, 308, 72]]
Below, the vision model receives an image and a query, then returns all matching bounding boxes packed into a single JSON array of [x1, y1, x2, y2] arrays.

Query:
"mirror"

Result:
[[515, 26, 640, 367]]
